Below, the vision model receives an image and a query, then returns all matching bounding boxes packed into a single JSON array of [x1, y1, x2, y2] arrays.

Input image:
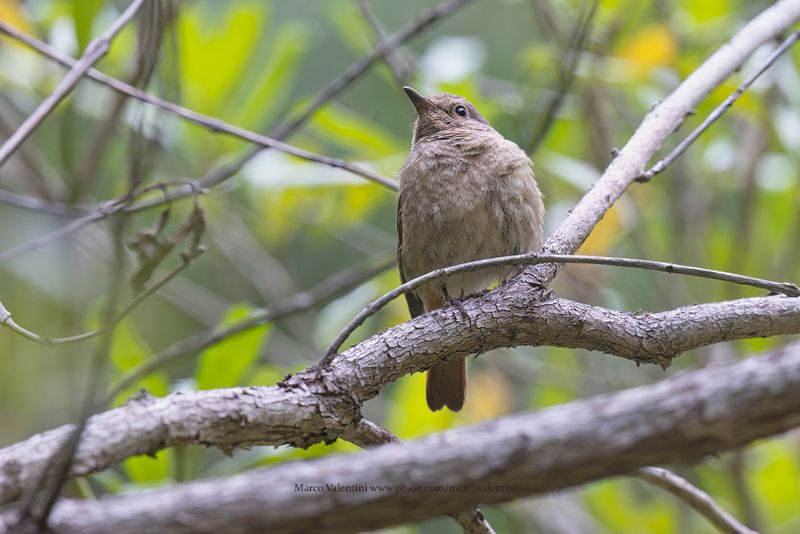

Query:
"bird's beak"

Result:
[[403, 86, 433, 115]]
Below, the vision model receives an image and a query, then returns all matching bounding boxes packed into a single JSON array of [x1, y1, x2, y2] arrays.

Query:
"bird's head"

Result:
[[403, 86, 490, 144]]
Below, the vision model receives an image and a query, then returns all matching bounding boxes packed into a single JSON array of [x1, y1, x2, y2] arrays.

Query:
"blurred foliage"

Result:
[[0, 0, 798, 532]]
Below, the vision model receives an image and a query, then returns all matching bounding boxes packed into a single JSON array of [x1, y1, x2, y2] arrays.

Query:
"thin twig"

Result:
[[633, 467, 757, 534], [356, 0, 413, 84], [341, 419, 496, 534], [104, 257, 394, 403], [728, 451, 762, 531], [527, 0, 566, 49], [0, 0, 474, 196], [319, 252, 799, 363], [532, 0, 800, 290], [0, 200, 122, 264], [137, 0, 476, 210], [640, 31, 800, 181], [0, 188, 89, 216], [0, 96, 60, 199], [17, 59, 172, 528], [527, 0, 598, 154], [0, 21, 397, 192], [0, 250, 202, 347], [0, 191, 205, 347], [275, 0, 475, 140], [0, 182, 199, 264], [14, 218, 129, 532], [73, 0, 178, 199], [0, 0, 145, 169]]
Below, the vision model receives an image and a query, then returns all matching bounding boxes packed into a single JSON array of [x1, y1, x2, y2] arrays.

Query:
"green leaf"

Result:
[[195, 304, 269, 390], [123, 449, 173, 485], [384, 372, 459, 439], [327, 1, 373, 56], [177, 2, 267, 112], [109, 321, 169, 406], [679, 0, 729, 23], [246, 363, 283, 387], [230, 22, 310, 130], [586, 479, 676, 534], [256, 440, 357, 467], [749, 441, 800, 529], [307, 102, 403, 159], [71, 0, 104, 51]]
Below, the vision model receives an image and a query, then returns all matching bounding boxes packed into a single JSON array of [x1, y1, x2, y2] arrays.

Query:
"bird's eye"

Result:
[[454, 105, 467, 117]]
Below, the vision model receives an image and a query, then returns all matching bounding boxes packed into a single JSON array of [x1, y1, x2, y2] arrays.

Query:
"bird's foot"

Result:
[[444, 294, 471, 324]]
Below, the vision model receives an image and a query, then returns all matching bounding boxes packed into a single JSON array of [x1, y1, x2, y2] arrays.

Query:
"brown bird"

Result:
[[397, 87, 545, 412]]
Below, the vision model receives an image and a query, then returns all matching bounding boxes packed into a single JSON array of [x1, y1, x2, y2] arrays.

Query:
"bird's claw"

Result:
[[444, 295, 471, 323]]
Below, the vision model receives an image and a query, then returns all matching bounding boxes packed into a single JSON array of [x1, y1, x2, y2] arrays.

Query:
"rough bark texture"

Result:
[[1, 295, 797, 505], [0, 384, 359, 504], [0, 0, 799, 531], [2, 343, 798, 533]]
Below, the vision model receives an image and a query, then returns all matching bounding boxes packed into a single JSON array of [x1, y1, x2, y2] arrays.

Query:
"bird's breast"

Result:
[[398, 141, 544, 285]]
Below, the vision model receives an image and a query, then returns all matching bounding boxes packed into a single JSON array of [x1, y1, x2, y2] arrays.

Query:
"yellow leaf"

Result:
[[577, 205, 621, 256], [385, 372, 459, 438], [617, 24, 677, 75], [464, 368, 511, 421], [0, 0, 33, 39]]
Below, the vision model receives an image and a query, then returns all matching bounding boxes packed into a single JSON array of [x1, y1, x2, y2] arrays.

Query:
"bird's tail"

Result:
[[426, 358, 466, 412]]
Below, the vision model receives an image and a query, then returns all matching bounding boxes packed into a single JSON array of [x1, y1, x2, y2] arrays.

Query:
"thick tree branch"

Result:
[[3, 342, 799, 533], [0, 1, 797, 529], [320, 252, 799, 363], [342, 419, 494, 534], [1, 292, 798, 505]]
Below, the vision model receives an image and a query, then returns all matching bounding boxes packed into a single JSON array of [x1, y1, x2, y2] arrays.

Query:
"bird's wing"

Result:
[[397, 190, 425, 319]]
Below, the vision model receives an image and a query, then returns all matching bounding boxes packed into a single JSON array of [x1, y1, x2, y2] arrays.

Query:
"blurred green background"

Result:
[[0, 0, 798, 532]]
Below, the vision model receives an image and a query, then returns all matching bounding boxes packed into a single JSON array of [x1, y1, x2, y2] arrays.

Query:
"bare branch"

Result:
[[320, 252, 799, 363], [0, 188, 88, 216], [341, 418, 401, 447], [526, 0, 598, 154], [3, 342, 799, 533], [104, 256, 394, 402], [0, 247, 203, 347], [640, 31, 800, 181], [341, 420, 495, 534], [130, 0, 476, 211], [633, 467, 757, 534], [0, 182, 198, 264], [356, 0, 413, 84], [530, 0, 800, 286], [0, 2, 797, 530], [274, 0, 476, 140], [0, 0, 145, 168], [0, 21, 397, 191], [1, 293, 798, 506]]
